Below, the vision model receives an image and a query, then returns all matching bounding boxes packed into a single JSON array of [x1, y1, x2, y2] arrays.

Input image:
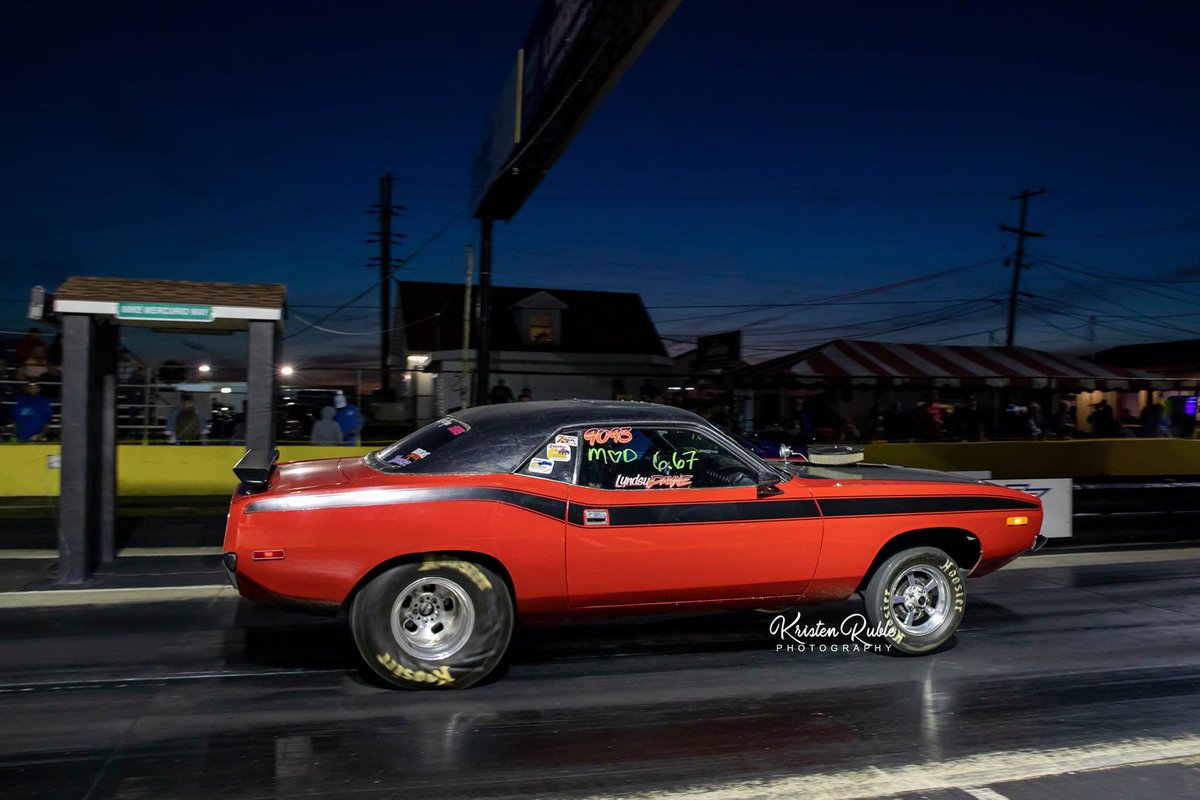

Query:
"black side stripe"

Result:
[[248, 487, 1035, 525], [567, 499, 820, 527], [817, 496, 1040, 518]]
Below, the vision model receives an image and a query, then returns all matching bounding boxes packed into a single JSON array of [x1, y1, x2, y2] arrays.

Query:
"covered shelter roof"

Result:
[[738, 339, 1172, 390], [1091, 339, 1200, 378], [54, 276, 285, 333]]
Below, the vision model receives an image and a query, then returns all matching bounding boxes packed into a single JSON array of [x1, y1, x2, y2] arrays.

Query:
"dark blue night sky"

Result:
[[4, 1, 1199, 366]]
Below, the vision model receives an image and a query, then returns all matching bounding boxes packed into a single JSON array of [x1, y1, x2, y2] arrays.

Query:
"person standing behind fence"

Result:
[[16, 328, 44, 365], [13, 381, 53, 442], [334, 391, 363, 445], [174, 395, 202, 444], [489, 378, 514, 404], [311, 405, 343, 445], [17, 343, 50, 382]]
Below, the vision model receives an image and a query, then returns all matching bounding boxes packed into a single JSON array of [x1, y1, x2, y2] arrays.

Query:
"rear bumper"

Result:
[[221, 552, 238, 589], [221, 553, 340, 616]]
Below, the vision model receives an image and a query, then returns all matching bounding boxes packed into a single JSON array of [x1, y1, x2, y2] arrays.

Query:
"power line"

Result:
[[1037, 255, 1200, 306], [1047, 216, 1200, 240], [1046, 252, 1200, 300], [284, 281, 381, 341], [656, 256, 1002, 328], [402, 205, 469, 267], [646, 297, 994, 310]]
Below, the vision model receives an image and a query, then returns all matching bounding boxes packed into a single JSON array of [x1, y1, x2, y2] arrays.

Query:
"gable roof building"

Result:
[[397, 281, 666, 358], [395, 281, 670, 422]]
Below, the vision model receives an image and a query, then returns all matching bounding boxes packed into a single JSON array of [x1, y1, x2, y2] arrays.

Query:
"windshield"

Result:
[[373, 416, 471, 470]]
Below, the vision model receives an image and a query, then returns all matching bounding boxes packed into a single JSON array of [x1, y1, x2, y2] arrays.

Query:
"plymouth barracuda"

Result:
[[223, 400, 1044, 689]]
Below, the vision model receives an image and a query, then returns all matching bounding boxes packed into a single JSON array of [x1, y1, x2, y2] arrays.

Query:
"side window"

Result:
[[518, 430, 579, 483], [579, 427, 758, 490]]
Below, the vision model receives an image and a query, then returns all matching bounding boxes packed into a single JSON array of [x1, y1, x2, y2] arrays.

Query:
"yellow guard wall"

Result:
[[1, 440, 1199, 497]]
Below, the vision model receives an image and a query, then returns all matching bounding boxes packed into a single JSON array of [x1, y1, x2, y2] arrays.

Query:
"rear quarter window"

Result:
[[518, 431, 579, 483], [375, 417, 471, 470]]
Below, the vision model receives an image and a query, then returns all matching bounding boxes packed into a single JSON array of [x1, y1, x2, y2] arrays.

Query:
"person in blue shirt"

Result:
[[333, 391, 363, 445], [13, 381, 54, 442]]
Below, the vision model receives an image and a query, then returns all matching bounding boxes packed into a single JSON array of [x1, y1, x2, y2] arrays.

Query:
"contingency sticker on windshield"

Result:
[[528, 458, 554, 475], [383, 418, 470, 467], [443, 419, 469, 436], [546, 444, 572, 462], [554, 434, 578, 447]]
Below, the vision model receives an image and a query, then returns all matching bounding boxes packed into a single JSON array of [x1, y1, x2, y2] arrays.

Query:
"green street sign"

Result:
[[116, 302, 215, 322]]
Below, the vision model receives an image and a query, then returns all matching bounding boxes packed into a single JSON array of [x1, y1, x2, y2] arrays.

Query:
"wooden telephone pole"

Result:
[[369, 173, 405, 398], [1000, 188, 1045, 347]]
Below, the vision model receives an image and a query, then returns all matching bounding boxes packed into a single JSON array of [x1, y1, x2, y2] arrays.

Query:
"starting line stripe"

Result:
[[600, 734, 1200, 800]]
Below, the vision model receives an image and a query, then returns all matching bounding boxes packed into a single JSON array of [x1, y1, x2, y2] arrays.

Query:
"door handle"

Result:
[[583, 508, 609, 526]]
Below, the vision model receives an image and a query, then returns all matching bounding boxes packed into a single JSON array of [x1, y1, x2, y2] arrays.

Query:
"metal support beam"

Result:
[[473, 217, 494, 406], [58, 313, 98, 584], [97, 322, 119, 564], [246, 320, 278, 452]]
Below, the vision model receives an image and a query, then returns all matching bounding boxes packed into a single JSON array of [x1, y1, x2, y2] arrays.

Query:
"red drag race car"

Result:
[[223, 400, 1044, 689]]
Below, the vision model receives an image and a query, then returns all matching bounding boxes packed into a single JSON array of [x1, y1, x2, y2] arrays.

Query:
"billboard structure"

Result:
[[468, 0, 681, 404], [695, 330, 743, 372], [471, 0, 681, 221]]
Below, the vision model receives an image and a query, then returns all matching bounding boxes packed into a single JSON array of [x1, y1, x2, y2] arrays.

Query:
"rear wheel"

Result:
[[351, 558, 513, 689], [863, 546, 965, 655]]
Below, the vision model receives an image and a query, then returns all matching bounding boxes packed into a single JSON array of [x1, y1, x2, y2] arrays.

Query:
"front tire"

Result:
[[864, 546, 965, 655], [351, 557, 513, 689]]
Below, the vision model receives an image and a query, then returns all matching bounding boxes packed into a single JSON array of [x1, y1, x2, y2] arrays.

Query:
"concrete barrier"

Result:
[[0, 444, 372, 497], [864, 439, 1200, 479], [1, 439, 1198, 497]]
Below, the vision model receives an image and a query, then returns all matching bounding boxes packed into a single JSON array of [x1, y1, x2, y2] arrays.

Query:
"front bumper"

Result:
[[1029, 534, 1048, 553]]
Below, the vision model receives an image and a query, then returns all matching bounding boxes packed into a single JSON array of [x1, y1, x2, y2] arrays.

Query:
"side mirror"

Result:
[[778, 443, 792, 460], [757, 474, 783, 497]]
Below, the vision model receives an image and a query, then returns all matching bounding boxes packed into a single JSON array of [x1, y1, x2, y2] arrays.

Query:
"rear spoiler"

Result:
[[233, 448, 280, 487]]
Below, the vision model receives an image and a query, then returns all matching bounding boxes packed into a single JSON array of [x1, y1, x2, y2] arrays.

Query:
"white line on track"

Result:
[[0, 584, 236, 608], [0, 668, 349, 693], [1009, 546, 1200, 569], [963, 788, 1011, 800], [594, 734, 1200, 800], [0, 547, 222, 559]]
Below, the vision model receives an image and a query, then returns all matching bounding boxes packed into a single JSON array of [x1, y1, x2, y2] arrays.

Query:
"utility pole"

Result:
[[1000, 188, 1045, 347], [369, 173, 405, 399]]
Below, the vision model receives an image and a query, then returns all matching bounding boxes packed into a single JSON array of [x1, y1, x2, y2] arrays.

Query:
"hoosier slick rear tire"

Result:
[[863, 546, 965, 655], [351, 558, 513, 690]]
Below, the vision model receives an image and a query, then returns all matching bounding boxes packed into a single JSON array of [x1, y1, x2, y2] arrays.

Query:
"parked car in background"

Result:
[[276, 388, 344, 443]]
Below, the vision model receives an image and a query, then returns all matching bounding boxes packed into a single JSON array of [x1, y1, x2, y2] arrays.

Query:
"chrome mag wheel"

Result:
[[888, 564, 952, 636], [390, 576, 476, 660]]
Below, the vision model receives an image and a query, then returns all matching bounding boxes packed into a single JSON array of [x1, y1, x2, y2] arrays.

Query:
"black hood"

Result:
[[784, 462, 988, 484]]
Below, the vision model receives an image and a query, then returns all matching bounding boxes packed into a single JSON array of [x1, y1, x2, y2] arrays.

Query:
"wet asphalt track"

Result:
[[2, 548, 1200, 799]]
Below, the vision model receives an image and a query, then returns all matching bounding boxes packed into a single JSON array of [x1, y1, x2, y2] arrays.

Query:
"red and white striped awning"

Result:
[[755, 339, 1170, 390]]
